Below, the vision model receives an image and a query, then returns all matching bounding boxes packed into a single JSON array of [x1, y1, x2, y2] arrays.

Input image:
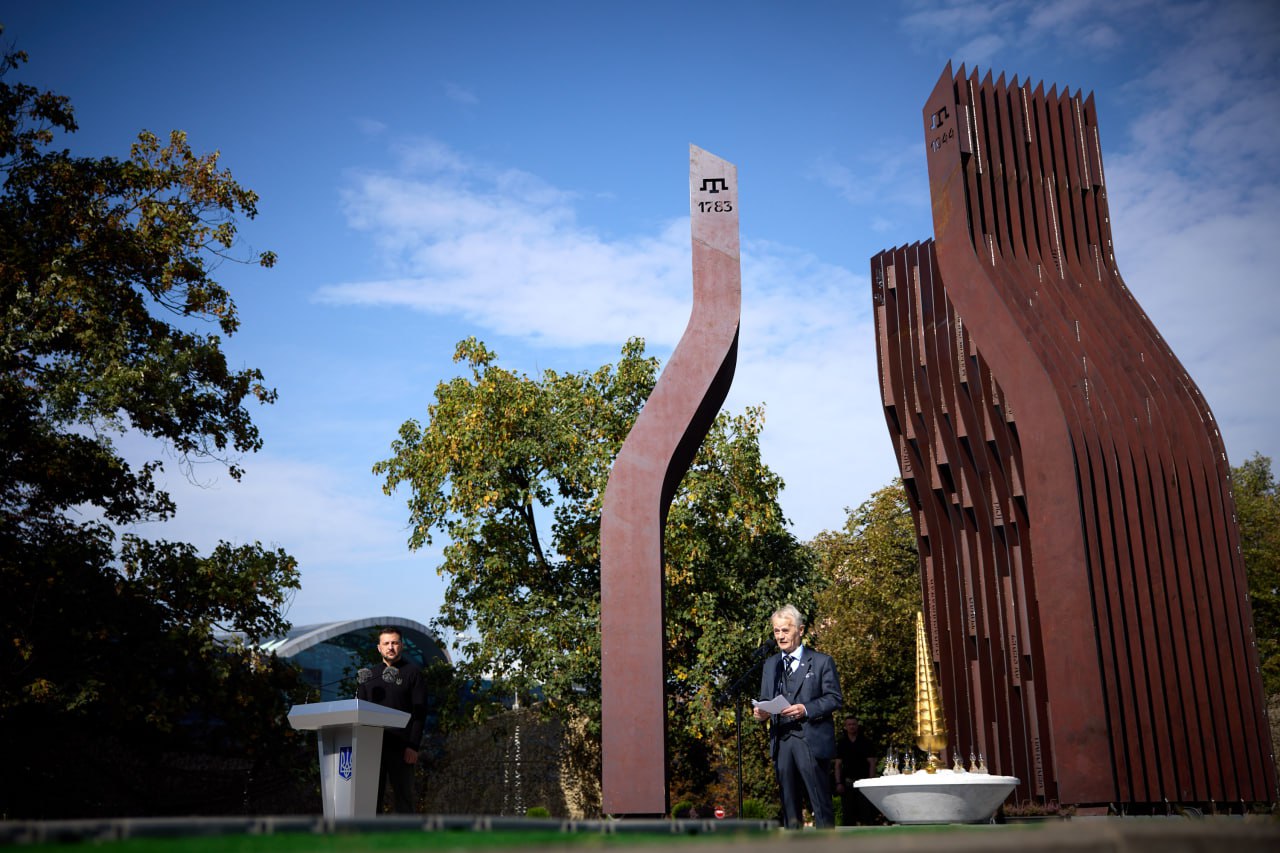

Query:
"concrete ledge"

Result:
[[0, 814, 1275, 850], [813, 818, 1280, 853]]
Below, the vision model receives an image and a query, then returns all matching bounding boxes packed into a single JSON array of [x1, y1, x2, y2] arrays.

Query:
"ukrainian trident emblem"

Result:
[[338, 746, 353, 780]]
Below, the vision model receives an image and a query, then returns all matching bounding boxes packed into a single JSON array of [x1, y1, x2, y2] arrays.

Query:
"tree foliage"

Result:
[[375, 336, 648, 714], [662, 406, 819, 808], [0, 37, 304, 817], [811, 481, 920, 753], [376, 337, 818, 805], [1233, 453, 1280, 697]]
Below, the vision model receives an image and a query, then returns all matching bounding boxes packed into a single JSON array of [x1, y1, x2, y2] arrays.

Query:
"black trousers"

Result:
[[840, 783, 878, 825], [774, 735, 834, 828], [377, 742, 418, 814]]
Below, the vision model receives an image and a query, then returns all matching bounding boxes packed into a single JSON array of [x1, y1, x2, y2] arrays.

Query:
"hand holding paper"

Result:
[[752, 694, 791, 715]]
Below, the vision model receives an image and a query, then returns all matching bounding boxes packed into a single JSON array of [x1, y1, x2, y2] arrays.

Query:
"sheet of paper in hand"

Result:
[[752, 695, 791, 715]]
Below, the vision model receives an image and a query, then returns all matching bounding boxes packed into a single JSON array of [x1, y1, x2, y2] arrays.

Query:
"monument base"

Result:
[[854, 769, 1018, 824]]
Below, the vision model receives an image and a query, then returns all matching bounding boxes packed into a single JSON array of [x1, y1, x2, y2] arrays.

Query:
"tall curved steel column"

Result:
[[871, 64, 1275, 808], [600, 145, 740, 816]]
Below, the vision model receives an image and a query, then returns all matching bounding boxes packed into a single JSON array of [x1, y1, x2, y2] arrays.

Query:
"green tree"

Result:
[[375, 337, 817, 807], [375, 336, 648, 717], [0, 38, 304, 817], [662, 406, 818, 810], [812, 481, 920, 753], [1233, 453, 1280, 697]]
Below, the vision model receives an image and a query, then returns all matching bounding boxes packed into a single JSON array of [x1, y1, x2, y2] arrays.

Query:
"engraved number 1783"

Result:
[[697, 200, 733, 213]]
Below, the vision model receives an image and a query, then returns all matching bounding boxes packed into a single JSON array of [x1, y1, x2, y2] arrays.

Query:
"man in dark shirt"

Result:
[[833, 715, 879, 825], [356, 627, 427, 813]]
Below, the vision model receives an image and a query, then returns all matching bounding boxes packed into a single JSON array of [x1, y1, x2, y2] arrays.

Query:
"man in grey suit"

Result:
[[753, 604, 843, 828]]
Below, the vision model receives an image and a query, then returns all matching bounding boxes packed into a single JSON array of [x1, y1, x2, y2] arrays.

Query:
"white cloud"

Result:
[[811, 140, 928, 211], [729, 308, 899, 535], [353, 117, 387, 136], [143, 458, 392, 560], [316, 140, 901, 538], [323, 142, 693, 347], [1078, 23, 1122, 50], [732, 244, 901, 535], [1024, 0, 1100, 32], [901, 0, 1166, 66], [1103, 1, 1280, 468], [901, 0, 1020, 41], [119, 434, 447, 626], [953, 33, 1006, 67], [444, 81, 479, 105]]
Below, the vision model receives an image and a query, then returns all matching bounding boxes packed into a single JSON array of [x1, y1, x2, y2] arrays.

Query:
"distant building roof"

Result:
[[250, 616, 451, 702], [259, 615, 452, 665]]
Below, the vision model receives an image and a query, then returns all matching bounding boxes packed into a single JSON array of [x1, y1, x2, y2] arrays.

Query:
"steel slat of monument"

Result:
[[1134, 456, 1191, 798], [918, 246, 974, 763], [1062, 83, 1265, 803], [872, 63, 1277, 809], [973, 83, 1048, 789], [928, 256, 1023, 786], [974, 97, 1049, 773], [877, 248, 949, 756], [1028, 78, 1157, 803], [946, 245, 1031, 797], [880, 242, 998, 794], [1060, 161, 1161, 798], [1096, 68, 1259, 801], [1029, 73, 1198, 804], [1013, 86, 1136, 799], [910, 245, 985, 775], [600, 146, 741, 816], [1173, 463, 1219, 800], [1049, 71, 1131, 788], [910, 249, 973, 777], [968, 78, 1076, 797]]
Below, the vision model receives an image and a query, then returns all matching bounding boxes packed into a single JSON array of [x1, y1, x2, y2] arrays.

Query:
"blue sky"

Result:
[[7, 1, 1278, 640]]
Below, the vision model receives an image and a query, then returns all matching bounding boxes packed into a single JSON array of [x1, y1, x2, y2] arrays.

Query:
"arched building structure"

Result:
[[258, 616, 451, 701]]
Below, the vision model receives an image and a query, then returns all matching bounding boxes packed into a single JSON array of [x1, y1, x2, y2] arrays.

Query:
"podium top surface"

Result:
[[287, 698, 411, 731]]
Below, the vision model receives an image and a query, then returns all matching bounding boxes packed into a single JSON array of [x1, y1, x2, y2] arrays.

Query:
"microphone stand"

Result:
[[719, 642, 774, 817]]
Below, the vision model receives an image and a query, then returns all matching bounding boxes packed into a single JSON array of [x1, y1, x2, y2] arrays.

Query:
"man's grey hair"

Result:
[[771, 604, 805, 629]]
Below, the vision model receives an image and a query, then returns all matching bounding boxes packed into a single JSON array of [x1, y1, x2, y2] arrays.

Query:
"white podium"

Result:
[[287, 698, 411, 818]]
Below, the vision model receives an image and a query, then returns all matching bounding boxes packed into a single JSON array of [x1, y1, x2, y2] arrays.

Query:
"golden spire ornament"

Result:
[[915, 611, 948, 773]]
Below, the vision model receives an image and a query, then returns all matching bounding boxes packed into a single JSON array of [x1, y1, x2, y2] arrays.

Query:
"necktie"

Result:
[[784, 655, 795, 679]]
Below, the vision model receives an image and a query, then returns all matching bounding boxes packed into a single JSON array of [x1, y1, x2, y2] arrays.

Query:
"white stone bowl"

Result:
[[854, 769, 1019, 824]]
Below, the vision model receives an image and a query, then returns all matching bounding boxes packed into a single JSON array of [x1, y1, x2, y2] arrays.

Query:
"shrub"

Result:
[[740, 798, 773, 820]]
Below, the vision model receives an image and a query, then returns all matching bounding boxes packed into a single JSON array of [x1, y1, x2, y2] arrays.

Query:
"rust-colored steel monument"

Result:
[[600, 145, 740, 816], [871, 64, 1276, 808]]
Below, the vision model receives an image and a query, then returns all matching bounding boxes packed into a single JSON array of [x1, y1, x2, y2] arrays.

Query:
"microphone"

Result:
[[754, 639, 777, 659]]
